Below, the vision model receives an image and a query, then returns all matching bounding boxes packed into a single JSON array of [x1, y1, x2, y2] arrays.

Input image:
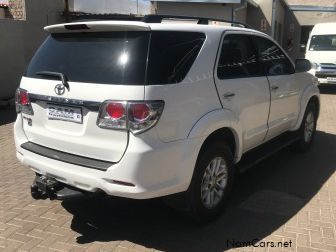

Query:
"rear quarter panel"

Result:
[[145, 29, 223, 142]]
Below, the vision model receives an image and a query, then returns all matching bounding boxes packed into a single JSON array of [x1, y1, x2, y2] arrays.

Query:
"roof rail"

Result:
[[142, 14, 250, 28]]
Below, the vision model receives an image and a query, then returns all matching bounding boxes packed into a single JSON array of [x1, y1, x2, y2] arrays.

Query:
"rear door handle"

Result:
[[271, 86, 279, 91], [223, 92, 235, 98]]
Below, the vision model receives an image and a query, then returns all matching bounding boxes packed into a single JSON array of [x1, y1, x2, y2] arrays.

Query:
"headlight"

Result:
[[311, 62, 321, 70]]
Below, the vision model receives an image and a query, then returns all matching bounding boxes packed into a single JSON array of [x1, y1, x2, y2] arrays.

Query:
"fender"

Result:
[[292, 83, 320, 131], [187, 108, 243, 162]]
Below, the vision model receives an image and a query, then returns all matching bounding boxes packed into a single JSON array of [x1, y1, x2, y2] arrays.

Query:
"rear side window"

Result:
[[146, 32, 206, 84], [217, 34, 261, 79], [27, 32, 150, 85], [253, 36, 295, 76]]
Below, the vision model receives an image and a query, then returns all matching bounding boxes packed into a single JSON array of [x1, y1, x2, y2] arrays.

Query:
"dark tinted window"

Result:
[[217, 34, 260, 79], [147, 32, 205, 84], [27, 32, 150, 85], [309, 35, 336, 51], [253, 36, 295, 76]]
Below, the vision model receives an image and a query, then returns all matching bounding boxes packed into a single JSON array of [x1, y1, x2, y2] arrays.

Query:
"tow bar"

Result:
[[31, 175, 89, 200]]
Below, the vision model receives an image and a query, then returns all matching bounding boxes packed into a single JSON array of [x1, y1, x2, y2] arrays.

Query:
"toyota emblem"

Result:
[[54, 84, 66, 96]]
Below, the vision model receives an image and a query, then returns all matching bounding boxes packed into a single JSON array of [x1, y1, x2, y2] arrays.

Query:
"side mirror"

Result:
[[295, 59, 311, 72], [300, 44, 306, 53]]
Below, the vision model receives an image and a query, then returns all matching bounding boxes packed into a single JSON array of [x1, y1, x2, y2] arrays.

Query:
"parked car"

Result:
[[14, 15, 320, 222], [305, 22, 336, 85]]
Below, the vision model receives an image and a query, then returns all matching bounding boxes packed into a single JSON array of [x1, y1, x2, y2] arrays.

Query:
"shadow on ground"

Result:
[[0, 107, 16, 126], [62, 130, 336, 251], [319, 85, 336, 94]]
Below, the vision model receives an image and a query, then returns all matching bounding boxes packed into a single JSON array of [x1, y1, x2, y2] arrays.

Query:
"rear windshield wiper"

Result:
[[36, 71, 70, 91]]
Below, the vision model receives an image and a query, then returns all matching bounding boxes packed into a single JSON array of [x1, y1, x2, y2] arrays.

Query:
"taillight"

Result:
[[97, 101, 164, 134], [97, 101, 127, 130], [106, 103, 126, 119], [15, 88, 33, 115], [131, 104, 150, 121]]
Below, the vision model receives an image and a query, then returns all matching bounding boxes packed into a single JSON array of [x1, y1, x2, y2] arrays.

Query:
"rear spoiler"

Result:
[[44, 21, 151, 33]]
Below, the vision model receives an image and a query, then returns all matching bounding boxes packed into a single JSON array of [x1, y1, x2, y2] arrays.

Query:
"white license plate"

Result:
[[327, 77, 336, 83], [47, 104, 82, 123]]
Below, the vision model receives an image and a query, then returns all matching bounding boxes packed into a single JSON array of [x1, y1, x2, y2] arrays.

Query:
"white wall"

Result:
[[253, 0, 273, 25]]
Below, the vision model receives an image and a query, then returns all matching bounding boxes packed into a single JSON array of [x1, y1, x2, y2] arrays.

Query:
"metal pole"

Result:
[[271, 0, 277, 38], [64, 0, 70, 22]]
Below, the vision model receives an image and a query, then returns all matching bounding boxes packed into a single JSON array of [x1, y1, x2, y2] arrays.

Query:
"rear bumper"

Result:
[[14, 117, 202, 199]]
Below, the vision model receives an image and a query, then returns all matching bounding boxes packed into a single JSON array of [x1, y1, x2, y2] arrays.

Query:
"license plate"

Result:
[[47, 104, 82, 123], [327, 77, 336, 83]]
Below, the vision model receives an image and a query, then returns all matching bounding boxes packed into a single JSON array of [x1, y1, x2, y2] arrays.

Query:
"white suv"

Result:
[[14, 15, 320, 221]]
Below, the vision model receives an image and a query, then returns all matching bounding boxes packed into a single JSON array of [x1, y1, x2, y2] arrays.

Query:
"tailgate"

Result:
[[20, 77, 144, 162], [19, 29, 149, 163]]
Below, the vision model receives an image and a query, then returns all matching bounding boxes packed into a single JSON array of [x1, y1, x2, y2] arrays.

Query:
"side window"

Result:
[[147, 31, 206, 85], [253, 36, 295, 76], [217, 34, 261, 79]]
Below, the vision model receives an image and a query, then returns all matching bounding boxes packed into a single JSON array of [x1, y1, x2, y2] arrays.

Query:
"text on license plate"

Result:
[[327, 77, 336, 83], [47, 105, 82, 123]]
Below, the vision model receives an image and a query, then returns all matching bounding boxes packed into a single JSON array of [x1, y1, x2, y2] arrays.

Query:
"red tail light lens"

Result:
[[132, 104, 150, 121], [97, 101, 127, 130], [106, 103, 126, 119], [15, 88, 33, 115], [19, 91, 29, 106], [97, 100, 164, 134]]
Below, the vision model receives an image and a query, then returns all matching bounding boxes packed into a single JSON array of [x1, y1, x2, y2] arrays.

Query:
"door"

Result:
[[214, 33, 271, 152], [253, 36, 300, 140]]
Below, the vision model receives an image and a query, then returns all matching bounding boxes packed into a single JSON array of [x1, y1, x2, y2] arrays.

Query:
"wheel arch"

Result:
[[197, 127, 237, 163], [293, 85, 320, 131], [309, 95, 320, 119], [188, 109, 243, 163]]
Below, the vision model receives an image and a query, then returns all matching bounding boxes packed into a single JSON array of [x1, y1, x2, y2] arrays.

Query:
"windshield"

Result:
[[309, 35, 336, 51]]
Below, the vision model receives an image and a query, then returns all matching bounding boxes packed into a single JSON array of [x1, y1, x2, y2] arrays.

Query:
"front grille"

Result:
[[316, 64, 336, 79], [315, 72, 336, 79]]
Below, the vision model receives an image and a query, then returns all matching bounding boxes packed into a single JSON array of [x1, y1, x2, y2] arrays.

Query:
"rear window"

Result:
[[26, 31, 205, 85], [27, 32, 150, 85]]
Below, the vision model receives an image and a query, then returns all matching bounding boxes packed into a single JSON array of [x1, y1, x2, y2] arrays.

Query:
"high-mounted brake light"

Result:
[[15, 88, 33, 115], [97, 101, 164, 134]]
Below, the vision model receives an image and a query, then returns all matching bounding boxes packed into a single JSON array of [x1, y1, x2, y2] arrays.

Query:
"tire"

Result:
[[185, 142, 235, 222], [291, 102, 317, 152]]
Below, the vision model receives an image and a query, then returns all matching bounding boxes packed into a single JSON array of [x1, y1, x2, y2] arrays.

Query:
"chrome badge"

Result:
[[54, 84, 66, 96]]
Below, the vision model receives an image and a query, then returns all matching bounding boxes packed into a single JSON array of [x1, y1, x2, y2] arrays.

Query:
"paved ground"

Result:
[[1, 87, 336, 252]]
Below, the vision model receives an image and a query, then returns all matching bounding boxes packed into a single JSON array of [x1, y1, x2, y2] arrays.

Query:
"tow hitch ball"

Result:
[[31, 175, 60, 200]]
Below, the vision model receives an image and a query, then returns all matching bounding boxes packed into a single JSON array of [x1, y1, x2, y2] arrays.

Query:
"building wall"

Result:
[[69, 0, 151, 15], [155, 2, 234, 20], [253, 0, 273, 25], [0, 0, 64, 100], [246, 2, 272, 36], [282, 4, 302, 60], [274, 0, 285, 44]]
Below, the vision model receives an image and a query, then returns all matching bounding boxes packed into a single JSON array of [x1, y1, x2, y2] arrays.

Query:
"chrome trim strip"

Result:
[[29, 94, 101, 111]]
